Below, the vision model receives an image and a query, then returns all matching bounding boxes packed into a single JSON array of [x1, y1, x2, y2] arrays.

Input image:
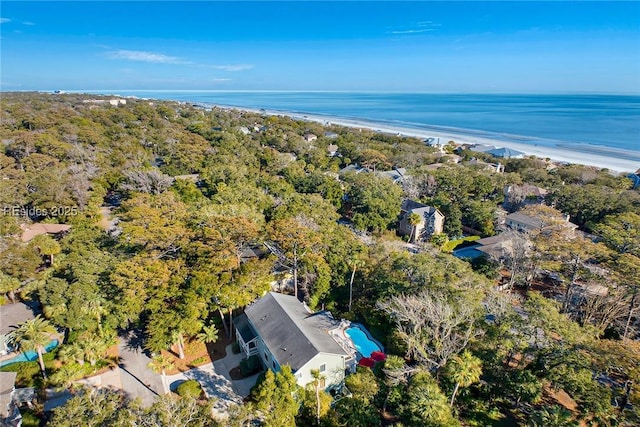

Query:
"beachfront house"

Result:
[[485, 147, 525, 159], [233, 292, 355, 390], [398, 199, 445, 243]]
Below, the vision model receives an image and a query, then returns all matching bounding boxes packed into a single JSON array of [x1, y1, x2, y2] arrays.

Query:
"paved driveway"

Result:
[[117, 331, 163, 406]]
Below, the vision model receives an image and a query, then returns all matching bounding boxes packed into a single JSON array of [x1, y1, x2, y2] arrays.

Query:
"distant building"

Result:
[[398, 199, 445, 243], [628, 168, 640, 189], [465, 158, 504, 173], [503, 184, 548, 211], [327, 144, 339, 157], [338, 164, 366, 175], [324, 131, 339, 139], [375, 168, 408, 184], [238, 126, 251, 135], [505, 211, 577, 235], [485, 147, 525, 159], [303, 133, 317, 143], [20, 223, 71, 243], [467, 144, 497, 153]]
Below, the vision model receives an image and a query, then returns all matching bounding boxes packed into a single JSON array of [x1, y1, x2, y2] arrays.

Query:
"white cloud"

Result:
[[212, 78, 231, 82], [0, 18, 10, 24], [106, 49, 188, 64], [22, 21, 36, 26], [210, 64, 254, 72], [388, 20, 441, 35], [389, 29, 435, 34]]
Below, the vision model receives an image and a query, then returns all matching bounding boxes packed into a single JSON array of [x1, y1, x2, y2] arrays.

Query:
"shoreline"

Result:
[[59, 91, 638, 174], [208, 103, 639, 174]]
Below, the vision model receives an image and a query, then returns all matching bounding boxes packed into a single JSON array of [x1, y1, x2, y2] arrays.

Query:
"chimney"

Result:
[[565, 215, 570, 222]]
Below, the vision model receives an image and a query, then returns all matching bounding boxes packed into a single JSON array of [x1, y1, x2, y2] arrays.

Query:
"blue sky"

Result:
[[1, 1, 639, 93]]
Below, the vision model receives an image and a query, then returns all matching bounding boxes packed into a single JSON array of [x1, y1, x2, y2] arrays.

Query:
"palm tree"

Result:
[[59, 342, 86, 365], [82, 297, 107, 335], [407, 212, 422, 244], [446, 350, 482, 407], [32, 234, 61, 265], [8, 315, 57, 379], [148, 354, 175, 394], [171, 330, 186, 360], [196, 323, 219, 344], [347, 256, 364, 312], [529, 405, 578, 427], [310, 369, 325, 426]]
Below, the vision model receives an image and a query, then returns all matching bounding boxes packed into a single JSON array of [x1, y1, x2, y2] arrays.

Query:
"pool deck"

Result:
[[329, 321, 384, 362]]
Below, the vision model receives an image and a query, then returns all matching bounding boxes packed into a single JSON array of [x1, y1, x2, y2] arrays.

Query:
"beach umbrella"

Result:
[[358, 357, 375, 368], [371, 351, 386, 362]]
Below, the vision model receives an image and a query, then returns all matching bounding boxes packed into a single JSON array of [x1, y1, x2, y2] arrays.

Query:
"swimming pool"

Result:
[[0, 339, 59, 368], [345, 326, 381, 358]]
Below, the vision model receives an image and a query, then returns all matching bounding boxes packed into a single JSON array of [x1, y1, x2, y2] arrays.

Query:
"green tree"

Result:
[[197, 322, 219, 344], [594, 212, 640, 256], [444, 350, 482, 406], [344, 367, 379, 403], [8, 315, 57, 378], [333, 397, 380, 427], [252, 366, 301, 427], [0, 272, 22, 303], [32, 234, 61, 265], [343, 172, 403, 232], [528, 405, 578, 427], [404, 371, 458, 427], [148, 354, 175, 395]]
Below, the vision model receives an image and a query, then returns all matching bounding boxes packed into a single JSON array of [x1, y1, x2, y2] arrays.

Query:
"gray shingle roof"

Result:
[[244, 292, 347, 371], [506, 212, 545, 229], [401, 200, 441, 218], [0, 303, 34, 335]]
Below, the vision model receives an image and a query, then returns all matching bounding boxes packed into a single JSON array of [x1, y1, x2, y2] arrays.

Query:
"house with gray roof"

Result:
[[375, 168, 408, 184], [486, 147, 525, 159], [233, 292, 355, 390], [398, 199, 445, 243], [505, 211, 578, 234]]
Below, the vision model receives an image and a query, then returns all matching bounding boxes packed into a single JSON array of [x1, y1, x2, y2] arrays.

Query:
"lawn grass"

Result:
[[442, 235, 481, 253]]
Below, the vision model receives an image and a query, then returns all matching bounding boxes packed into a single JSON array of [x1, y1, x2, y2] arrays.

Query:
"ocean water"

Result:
[[89, 91, 640, 153]]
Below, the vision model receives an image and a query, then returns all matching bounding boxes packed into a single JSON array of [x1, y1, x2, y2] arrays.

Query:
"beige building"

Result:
[[398, 200, 445, 243]]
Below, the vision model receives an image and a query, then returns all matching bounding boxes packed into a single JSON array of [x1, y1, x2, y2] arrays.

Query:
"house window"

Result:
[[272, 360, 276, 370], [319, 364, 326, 373], [264, 352, 269, 362], [248, 341, 256, 349]]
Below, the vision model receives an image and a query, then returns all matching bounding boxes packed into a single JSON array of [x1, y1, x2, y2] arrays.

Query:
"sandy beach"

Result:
[[214, 104, 639, 174]]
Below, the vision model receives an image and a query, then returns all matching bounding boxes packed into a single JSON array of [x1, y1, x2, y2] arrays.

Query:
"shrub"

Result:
[[240, 355, 262, 377], [176, 379, 203, 399]]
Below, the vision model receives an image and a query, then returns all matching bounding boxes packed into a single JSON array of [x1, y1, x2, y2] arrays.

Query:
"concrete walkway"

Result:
[[213, 344, 262, 397], [163, 344, 261, 416]]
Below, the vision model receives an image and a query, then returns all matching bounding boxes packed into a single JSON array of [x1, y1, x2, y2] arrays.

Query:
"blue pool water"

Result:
[[346, 327, 381, 358], [0, 340, 59, 368]]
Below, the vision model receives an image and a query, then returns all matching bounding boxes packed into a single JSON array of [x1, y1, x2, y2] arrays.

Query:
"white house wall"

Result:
[[294, 353, 346, 390]]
